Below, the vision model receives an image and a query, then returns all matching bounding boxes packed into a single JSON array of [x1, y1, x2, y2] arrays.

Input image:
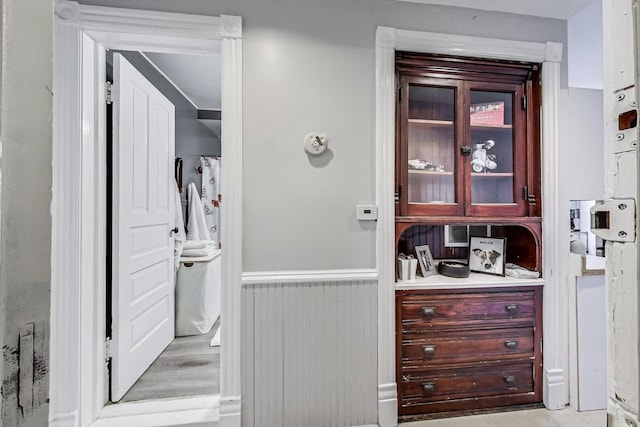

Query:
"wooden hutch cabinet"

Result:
[[395, 53, 544, 420], [396, 53, 541, 219]]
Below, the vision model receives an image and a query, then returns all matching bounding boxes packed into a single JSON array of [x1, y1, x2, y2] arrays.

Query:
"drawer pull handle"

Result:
[[503, 375, 517, 385], [505, 304, 519, 313], [422, 307, 436, 316], [422, 345, 437, 355], [422, 382, 436, 392], [504, 340, 518, 349]]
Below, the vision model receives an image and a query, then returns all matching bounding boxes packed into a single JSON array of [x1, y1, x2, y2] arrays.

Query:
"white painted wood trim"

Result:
[[374, 26, 565, 419], [98, 395, 218, 423], [395, 29, 561, 63], [52, 3, 242, 427], [375, 26, 399, 427], [541, 59, 567, 410], [219, 18, 243, 426], [242, 269, 378, 285]]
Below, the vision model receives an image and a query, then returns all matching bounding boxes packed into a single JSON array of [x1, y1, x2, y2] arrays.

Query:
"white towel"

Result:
[[186, 183, 210, 241], [181, 244, 218, 258], [173, 182, 186, 272], [183, 240, 216, 250]]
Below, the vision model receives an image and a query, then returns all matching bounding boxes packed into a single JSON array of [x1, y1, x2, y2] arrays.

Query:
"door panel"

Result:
[[111, 53, 176, 402]]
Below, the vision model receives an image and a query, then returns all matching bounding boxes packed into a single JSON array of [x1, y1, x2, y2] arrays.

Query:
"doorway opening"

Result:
[[52, 4, 242, 425], [105, 49, 223, 404]]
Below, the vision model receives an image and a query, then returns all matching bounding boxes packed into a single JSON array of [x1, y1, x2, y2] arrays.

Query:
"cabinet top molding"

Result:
[[376, 27, 562, 63]]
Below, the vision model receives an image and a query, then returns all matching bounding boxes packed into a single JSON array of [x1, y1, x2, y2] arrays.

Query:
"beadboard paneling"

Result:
[[242, 276, 378, 427]]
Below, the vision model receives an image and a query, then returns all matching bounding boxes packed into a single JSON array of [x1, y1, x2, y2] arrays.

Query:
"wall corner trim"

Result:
[[54, 0, 79, 21], [376, 26, 397, 48], [546, 42, 564, 63], [221, 15, 242, 39]]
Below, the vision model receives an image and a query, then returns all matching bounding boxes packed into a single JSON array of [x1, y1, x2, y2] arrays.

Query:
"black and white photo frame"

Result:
[[468, 236, 506, 276], [415, 245, 436, 277]]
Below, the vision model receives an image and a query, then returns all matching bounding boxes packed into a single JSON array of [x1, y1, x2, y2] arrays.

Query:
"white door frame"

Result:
[[51, 2, 243, 426], [374, 27, 566, 424]]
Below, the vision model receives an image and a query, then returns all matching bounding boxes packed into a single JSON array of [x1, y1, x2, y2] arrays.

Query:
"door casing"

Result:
[[52, 3, 243, 426]]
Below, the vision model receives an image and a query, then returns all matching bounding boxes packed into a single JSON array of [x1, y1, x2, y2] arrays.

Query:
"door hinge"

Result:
[[398, 86, 403, 102], [106, 81, 113, 105], [522, 95, 527, 110], [396, 184, 402, 202], [105, 337, 112, 361]]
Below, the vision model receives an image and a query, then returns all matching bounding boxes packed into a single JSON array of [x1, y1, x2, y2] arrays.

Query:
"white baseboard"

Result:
[[378, 382, 398, 427], [544, 368, 567, 410], [93, 396, 219, 427], [219, 396, 241, 427], [49, 411, 79, 427], [608, 404, 640, 427]]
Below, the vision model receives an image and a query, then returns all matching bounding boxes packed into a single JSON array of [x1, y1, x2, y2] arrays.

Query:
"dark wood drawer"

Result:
[[400, 361, 534, 404], [401, 327, 534, 367], [401, 290, 536, 331]]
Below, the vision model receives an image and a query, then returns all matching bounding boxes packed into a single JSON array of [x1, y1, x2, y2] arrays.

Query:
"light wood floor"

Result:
[[120, 318, 220, 402], [400, 407, 606, 427]]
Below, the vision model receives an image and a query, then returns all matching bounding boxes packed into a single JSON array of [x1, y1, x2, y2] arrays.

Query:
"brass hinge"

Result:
[[522, 95, 527, 110], [106, 81, 113, 105], [523, 185, 536, 206]]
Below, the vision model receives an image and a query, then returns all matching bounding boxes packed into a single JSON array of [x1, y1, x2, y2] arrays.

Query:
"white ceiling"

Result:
[[398, 0, 598, 19], [143, 51, 221, 111]]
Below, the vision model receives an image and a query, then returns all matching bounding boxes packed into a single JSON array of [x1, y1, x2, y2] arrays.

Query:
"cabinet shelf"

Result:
[[408, 169, 453, 176], [471, 124, 513, 130], [408, 171, 513, 177], [471, 172, 514, 177], [408, 119, 453, 126], [395, 271, 544, 290], [408, 118, 513, 130]]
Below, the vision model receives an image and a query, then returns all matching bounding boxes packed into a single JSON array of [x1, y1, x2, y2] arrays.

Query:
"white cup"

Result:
[[398, 258, 409, 281], [408, 258, 417, 280]]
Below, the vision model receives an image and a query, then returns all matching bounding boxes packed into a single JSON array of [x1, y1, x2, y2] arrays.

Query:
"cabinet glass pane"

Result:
[[407, 85, 456, 205], [469, 90, 514, 204]]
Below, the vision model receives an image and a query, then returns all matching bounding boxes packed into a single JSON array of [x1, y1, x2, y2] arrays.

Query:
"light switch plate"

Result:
[[357, 205, 378, 221]]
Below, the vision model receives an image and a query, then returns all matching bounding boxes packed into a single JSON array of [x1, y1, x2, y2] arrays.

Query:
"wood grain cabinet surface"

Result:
[[396, 287, 543, 419]]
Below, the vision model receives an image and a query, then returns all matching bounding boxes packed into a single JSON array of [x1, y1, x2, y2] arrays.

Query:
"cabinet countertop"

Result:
[[396, 272, 544, 290]]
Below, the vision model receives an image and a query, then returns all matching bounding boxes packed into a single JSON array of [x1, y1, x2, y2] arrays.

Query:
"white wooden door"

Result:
[[111, 53, 176, 402]]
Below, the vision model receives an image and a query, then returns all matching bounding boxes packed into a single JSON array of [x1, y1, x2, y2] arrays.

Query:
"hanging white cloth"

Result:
[[200, 156, 221, 247], [186, 182, 210, 241], [173, 181, 186, 272]]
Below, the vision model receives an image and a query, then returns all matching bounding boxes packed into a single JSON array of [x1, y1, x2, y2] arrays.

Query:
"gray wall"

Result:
[[0, 1, 569, 425], [0, 0, 52, 425], [78, 0, 568, 272]]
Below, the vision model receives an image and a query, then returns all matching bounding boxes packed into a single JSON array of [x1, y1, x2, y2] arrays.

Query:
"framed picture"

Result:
[[415, 245, 436, 277], [468, 236, 506, 276], [444, 224, 491, 247]]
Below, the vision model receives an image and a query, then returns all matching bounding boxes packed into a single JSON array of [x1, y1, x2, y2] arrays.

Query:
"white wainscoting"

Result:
[[242, 270, 378, 427]]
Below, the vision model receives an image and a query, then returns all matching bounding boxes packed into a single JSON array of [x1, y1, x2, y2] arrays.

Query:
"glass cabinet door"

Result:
[[466, 83, 526, 216], [400, 78, 464, 216], [399, 77, 528, 217], [469, 90, 514, 203]]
